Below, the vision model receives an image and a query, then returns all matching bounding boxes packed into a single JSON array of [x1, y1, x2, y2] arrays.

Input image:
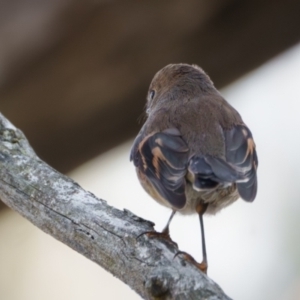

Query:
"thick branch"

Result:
[[0, 113, 231, 300]]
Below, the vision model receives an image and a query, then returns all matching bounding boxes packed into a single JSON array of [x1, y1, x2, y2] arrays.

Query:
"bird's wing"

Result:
[[189, 124, 258, 202], [130, 128, 189, 209]]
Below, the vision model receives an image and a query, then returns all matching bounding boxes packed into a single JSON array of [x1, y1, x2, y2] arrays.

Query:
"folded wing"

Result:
[[189, 125, 258, 202], [130, 128, 189, 209]]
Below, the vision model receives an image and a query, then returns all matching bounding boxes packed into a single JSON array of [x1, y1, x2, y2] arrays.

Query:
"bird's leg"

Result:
[[174, 204, 208, 274], [161, 210, 176, 238], [196, 203, 208, 274]]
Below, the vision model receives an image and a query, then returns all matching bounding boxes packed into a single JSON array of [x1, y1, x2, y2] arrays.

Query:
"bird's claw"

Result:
[[136, 230, 178, 247], [174, 250, 208, 274]]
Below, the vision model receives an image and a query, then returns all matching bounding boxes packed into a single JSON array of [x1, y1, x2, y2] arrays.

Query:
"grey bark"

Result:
[[0, 113, 231, 300]]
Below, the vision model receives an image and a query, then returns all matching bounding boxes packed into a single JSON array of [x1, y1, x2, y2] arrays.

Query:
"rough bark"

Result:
[[0, 113, 231, 300]]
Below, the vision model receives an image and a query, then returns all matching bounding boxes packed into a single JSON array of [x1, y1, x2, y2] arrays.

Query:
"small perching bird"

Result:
[[130, 63, 258, 274]]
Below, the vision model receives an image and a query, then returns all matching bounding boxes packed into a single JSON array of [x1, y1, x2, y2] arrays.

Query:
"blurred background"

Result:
[[0, 0, 300, 299]]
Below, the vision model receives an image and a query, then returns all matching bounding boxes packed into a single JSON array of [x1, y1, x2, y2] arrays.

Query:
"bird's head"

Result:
[[146, 63, 215, 115]]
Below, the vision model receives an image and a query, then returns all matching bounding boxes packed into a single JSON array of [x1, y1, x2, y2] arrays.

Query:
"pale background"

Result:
[[1, 43, 300, 299]]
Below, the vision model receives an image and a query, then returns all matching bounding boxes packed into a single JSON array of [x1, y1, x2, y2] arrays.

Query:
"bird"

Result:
[[130, 63, 258, 274]]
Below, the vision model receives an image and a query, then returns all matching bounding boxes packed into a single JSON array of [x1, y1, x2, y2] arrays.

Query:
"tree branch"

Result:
[[0, 113, 231, 300]]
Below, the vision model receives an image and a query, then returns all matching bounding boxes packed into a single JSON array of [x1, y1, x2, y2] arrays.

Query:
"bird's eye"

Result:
[[149, 90, 155, 100]]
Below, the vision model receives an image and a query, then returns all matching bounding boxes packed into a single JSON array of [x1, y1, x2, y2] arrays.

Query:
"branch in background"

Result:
[[0, 113, 231, 300]]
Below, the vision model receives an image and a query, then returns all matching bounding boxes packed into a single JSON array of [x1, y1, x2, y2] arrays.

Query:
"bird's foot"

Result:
[[136, 230, 178, 247], [174, 251, 208, 274]]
